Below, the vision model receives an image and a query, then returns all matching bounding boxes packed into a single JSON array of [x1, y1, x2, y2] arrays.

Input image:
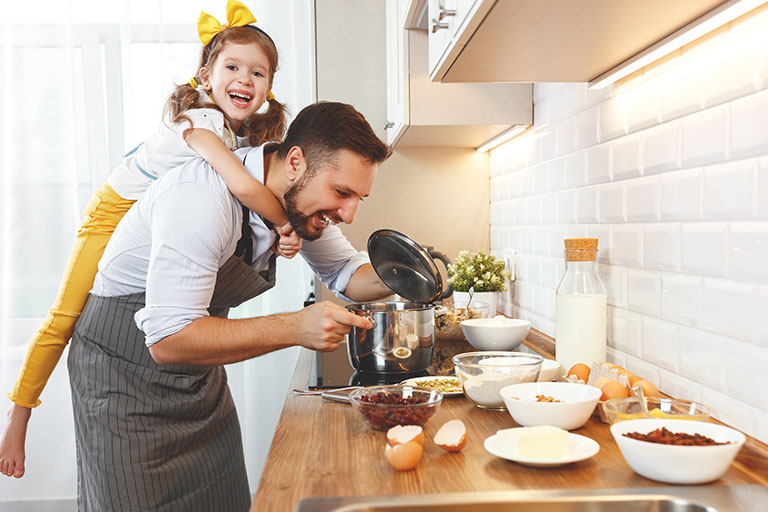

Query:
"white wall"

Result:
[[489, 11, 768, 443]]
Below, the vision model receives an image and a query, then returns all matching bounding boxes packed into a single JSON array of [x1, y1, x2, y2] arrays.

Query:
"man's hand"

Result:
[[292, 301, 372, 351]]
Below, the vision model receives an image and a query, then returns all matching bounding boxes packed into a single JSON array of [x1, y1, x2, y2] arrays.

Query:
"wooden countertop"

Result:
[[252, 331, 768, 512]]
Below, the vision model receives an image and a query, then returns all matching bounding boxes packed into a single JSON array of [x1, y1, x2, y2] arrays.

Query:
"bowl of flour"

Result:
[[452, 352, 543, 409]]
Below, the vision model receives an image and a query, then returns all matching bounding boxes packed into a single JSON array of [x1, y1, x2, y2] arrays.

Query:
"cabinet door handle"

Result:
[[438, 6, 456, 20], [431, 18, 449, 33], [385, 121, 395, 129]]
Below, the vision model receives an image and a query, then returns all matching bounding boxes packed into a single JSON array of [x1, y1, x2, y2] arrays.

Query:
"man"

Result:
[[67, 102, 392, 511]]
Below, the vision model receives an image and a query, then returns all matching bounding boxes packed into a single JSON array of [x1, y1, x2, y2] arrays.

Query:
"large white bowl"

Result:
[[500, 382, 602, 430], [460, 317, 531, 350], [610, 418, 745, 484]]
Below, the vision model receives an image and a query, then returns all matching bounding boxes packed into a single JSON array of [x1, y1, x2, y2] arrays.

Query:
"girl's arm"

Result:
[[184, 128, 289, 227]]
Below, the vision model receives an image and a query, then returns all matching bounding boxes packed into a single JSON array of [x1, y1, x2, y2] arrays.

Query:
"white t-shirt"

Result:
[[93, 144, 369, 347], [108, 105, 246, 200]]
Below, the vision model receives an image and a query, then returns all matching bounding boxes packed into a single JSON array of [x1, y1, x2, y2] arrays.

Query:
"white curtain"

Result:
[[0, 0, 315, 503]]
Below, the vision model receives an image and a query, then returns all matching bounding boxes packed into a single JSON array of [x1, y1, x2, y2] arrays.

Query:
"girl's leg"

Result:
[[0, 404, 31, 478], [3, 184, 134, 477]]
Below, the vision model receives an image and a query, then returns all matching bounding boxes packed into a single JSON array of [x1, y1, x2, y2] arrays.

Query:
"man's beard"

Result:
[[283, 175, 323, 241]]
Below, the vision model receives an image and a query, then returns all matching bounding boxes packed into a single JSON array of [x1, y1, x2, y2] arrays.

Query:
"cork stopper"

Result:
[[564, 238, 599, 262]]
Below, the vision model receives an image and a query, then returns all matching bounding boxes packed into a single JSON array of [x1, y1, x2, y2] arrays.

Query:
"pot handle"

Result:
[[428, 249, 453, 300]]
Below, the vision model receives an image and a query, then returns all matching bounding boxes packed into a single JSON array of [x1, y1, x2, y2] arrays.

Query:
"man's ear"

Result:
[[285, 146, 306, 183]]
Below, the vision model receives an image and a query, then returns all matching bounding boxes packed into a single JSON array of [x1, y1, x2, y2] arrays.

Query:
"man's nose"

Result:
[[337, 198, 358, 224]]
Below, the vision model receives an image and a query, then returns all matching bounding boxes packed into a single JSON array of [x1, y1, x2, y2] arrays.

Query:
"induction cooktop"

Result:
[[308, 343, 428, 388]]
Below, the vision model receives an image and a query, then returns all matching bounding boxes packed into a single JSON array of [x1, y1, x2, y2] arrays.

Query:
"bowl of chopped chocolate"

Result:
[[610, 418, 746, 484], [349, 385, 443, 431]]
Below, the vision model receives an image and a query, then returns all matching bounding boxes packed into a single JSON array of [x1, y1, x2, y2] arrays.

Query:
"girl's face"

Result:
[[199, 41, 271, 131]]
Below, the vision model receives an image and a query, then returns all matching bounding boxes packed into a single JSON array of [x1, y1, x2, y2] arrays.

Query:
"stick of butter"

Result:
[[496, 425, 570, 459]]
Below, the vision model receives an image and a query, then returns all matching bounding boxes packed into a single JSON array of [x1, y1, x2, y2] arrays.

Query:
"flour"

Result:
[[462, 370, 535, 408]]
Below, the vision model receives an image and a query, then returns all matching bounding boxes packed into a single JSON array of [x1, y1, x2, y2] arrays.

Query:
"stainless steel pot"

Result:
[[346, 301, 435, 374]]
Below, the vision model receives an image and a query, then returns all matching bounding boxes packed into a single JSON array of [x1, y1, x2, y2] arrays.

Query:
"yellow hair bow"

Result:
[[197, 0, 257, 46]]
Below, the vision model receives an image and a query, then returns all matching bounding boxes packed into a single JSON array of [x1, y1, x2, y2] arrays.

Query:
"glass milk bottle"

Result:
[[555, 238, 607, 376]]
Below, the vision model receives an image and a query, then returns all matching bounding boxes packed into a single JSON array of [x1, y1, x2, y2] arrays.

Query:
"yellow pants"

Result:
[[8, 183, 135, 408]]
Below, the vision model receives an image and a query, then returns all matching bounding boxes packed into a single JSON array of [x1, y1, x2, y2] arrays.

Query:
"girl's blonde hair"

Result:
[[164, 25, 287, 146]]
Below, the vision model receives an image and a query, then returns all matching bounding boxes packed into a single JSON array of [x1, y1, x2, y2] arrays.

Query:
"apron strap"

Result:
[[233, 204, 253, 265]]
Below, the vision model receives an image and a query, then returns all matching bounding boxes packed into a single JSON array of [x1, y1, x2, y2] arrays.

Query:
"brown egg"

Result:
[[386, 425, 424, 446], [592, 376, 611, 390], [433, 419, 467, 452], [384, 440, 423, 471], [600, 379, 629, 401], [635, 379, 661, 398], [567, 363, 591, 382], [628, 373, 643, 386]]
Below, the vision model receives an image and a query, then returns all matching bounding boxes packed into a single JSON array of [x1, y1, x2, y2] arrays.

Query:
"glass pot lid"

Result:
[[367, 229, 443, 303]]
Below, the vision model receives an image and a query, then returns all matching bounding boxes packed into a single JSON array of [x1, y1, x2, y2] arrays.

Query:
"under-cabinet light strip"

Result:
[[476, 124, 530, 153], [589, 0, 768, 90]]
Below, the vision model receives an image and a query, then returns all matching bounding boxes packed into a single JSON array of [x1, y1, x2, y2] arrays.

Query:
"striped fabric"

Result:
[[68, 252, 276, 511]]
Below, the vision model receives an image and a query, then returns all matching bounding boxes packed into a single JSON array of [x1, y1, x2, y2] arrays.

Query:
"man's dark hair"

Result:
[[275, 102, 391, 174]]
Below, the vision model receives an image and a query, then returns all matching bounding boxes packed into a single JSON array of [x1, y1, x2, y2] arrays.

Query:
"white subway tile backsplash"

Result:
[[661, 273, 701, 327], [702, 160, 755, 219], [608, 307, 642, 357], [727, 340, 768, 410], [565, 151, 586, 188], [642, 316, 679, 372], [643, 122, 680, 175], [681, 223, 728, 276], [575, 108, 599, 150], [575, 186, 598, 223], [701, 278, 757, 341], [660, 59, 705, 122], [599, 95, 627, 142], [612, 225, 642, 266], [598, 183, 625, 222], [730, 90, 768, 160], [730, 222, 768, 284], [612, 136, 642, 181], [661, 168, 701, 220], [627, 269, 661, 316], [585, 145, 611, 185], [644, 223, 680, 271], [626, 176, 661, 222], [678, 327, 727, 392], [681, 106, 728, 168], [625, 79, 662, 134], [490, 22, 768, 430], [600, 264, 627, 308], [703, 34, 761, 108]]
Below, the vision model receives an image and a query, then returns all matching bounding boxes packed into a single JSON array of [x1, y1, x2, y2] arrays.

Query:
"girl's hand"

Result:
[[275, 224, 302, 259]]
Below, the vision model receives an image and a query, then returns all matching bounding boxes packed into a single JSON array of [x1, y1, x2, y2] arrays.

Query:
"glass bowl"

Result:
[[452, 351, 542, 410], [435, 302, 490, 340], [348, 385, 443, 431], [601, 396, 711, 425]]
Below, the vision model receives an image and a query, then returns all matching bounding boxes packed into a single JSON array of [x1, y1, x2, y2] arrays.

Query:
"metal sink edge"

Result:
[[294, 484, 768, 512]]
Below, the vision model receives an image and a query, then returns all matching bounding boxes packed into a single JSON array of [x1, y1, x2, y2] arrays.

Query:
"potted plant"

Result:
[[447, 250, 510, 314]]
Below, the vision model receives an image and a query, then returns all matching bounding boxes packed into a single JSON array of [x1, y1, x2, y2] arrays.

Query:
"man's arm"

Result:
[[149, 301, 372, 366], [342, 263, 393, 303]]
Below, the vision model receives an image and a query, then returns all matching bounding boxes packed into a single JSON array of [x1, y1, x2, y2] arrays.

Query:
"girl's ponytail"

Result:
[[163, 83, 218, 129], [244, 97, 288, 147]]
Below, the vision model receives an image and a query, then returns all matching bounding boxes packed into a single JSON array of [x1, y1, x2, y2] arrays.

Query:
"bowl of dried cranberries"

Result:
[[349, 385, 443, 431]]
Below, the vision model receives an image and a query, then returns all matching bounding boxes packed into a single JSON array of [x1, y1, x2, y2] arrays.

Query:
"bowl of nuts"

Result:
[[348, 385, 443, 431]]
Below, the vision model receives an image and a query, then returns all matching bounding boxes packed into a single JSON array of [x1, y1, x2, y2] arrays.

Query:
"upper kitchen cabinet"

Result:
[[386, 0, 531, 148], [425, 0, 727, 83]]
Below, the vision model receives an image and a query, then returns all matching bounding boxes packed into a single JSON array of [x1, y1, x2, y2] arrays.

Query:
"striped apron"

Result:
[[68, 207, 275, 512]]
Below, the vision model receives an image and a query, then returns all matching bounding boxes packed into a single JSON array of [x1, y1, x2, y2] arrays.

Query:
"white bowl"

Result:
[[537, 359, 561, 382], [460, 317, 531, 351], [500, 382, 602, 430], [610, 418, 745, 484]]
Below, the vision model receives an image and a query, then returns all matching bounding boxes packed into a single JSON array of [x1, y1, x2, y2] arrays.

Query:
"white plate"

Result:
[[400, 375, 463, 396], [483, 432, 600, 467]]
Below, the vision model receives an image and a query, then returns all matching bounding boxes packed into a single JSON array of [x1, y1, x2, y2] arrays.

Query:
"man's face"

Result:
[[284, 149, 377, 241]]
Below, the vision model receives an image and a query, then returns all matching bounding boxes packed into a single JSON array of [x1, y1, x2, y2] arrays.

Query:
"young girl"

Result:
[[0, 0, 295, 479]]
